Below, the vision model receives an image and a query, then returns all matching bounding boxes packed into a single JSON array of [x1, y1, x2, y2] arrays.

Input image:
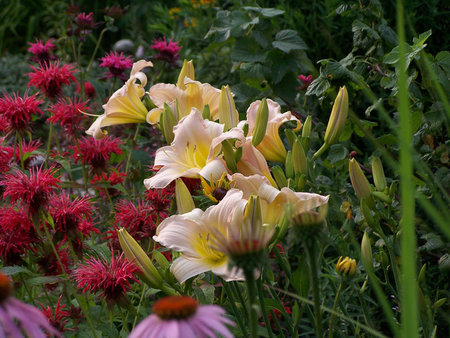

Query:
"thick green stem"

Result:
[[328, 279, 343, 337], [244, 268, 258, 338], [45, 123, 53, 168], [305, 243, 323, 337]]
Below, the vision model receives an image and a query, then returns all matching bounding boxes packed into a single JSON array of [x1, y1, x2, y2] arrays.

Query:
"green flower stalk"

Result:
[[313, 86, 348, 159]]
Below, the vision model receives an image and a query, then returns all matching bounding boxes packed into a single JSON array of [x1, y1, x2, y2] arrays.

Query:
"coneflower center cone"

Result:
[[153, 296, 198, 320]]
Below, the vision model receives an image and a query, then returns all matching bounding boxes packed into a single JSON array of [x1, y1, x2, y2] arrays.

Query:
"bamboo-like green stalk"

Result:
[[396, 1, 418, 337]]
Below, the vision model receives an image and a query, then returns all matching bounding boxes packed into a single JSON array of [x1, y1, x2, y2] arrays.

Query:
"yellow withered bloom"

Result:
[[86, 60, 153, 139], [244, 98, 300, 162]]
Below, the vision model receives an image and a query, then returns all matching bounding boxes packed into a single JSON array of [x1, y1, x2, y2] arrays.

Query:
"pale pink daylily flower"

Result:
[[230, 173, 330, 226], [146, 78, 221, 125], [236, 139, 277, 187], [153, 190, 247, 283], [144, 109, 244, 189], [243, 98, 300, 162], [86, 60, 153, 139]]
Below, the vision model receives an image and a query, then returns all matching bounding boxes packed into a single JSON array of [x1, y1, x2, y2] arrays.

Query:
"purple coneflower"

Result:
[[0, 272, 61, 337], [130, 295, 234, 338]]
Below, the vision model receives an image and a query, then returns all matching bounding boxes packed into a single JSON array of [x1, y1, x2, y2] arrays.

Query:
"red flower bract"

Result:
[[2, 166, 61, 214], [28, 61, 76, 99], [71, 135, 122, 171], [99, 51, 133, 80], [48, 97, 89, 135], [74, 253, 139, 306], [0, 92, 43, 133], [151, 37, 182, 66]]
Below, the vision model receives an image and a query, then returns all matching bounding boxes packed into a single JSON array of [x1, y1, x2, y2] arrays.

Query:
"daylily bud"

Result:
[[371, 191, 391, 203], [312, 86, 348, 159], [272, 165, 287, 188], [285, 129, 296, 149], [118, 228, 163, 289], [371, 156, 387, 191], [252, 98, 269, 147], [302, 115, 312, 138], [175, 178, 195, 214], [293, 139, 308, 175], [418, 263, 427, 283], [285, 150, 294, 179], [176, 59, 195, 90], [324, 86, 348, 146], [202, 104, 211, 120], [218, 85, 239, 130], [295, 173, 306, 191], [349, 158, 372, 201], [432, 298, 447, 310], [361, 232, 373, 270], [160, 103, 176, 143], [222, 140, 237, 172], [336, 256, 357, 277]]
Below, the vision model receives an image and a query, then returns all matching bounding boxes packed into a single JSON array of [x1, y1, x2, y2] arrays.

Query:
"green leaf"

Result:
[[327, 144, 348, 164], [232, 38, 266, 63], [305, 74, 330, 97], [0, 266, 32, 276], [269, 51, 297, 84], [242, 7, 285, 17], [272, 30, 308, 53], [28, 276, 62, 285]]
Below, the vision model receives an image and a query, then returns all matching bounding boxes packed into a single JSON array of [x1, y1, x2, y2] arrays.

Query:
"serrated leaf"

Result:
[[232, 38, 266, 62], [305, 75, 330, 97], [272, 30, 308, 53]]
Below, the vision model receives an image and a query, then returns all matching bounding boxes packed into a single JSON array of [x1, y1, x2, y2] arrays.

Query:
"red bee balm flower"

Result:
[[27, 39, 56, 64], [39, 296, 71, 332], [74, 253, 140, 307], [114, 199, 157, 240], [28, 61, 76, 99], [2, 167, 61, 214], [99, 51, 133, 80], [76, 81, 96, 98], [0, 92, 43, 133], [47, 193, 96, 239], [71, 135, 122, 171], [151, 37, 182, 66], [48, 97, 89, 135], [0, 204, 36, 265]]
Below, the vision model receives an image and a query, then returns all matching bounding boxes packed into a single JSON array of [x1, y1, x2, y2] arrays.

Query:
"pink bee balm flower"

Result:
[[28, 61, 77, 99], [0, 92, 43, 133], [76, 81, 96, 98], [297, 74, 313, 90], [27, 38, 56, 64], [130, 295, 234, 338], [99, 51, 134, 80], [74, 253, 140, 307], [151, 37, 182, 66], [0, 272, 61, 337]]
